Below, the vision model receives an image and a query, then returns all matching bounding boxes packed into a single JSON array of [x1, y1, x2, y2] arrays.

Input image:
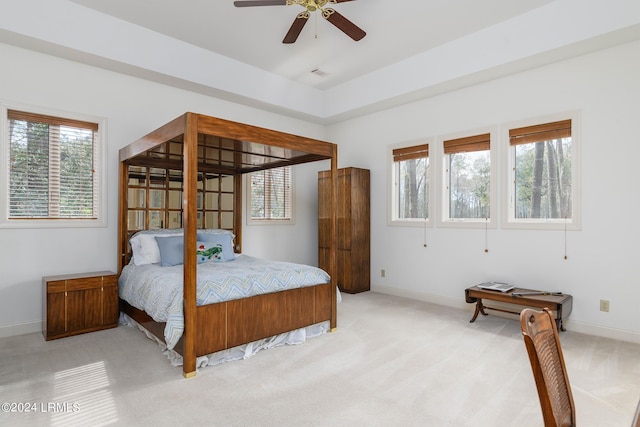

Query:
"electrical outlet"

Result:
[[381, 269, 386, 278], [599, 299, 610, 312]]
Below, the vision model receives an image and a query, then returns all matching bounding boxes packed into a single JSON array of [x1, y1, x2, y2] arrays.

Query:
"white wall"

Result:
[[0, 43, 326, 337], [3, 38, 640, 343], [241, 160, 331, 264], [327, 40, 640, 343]]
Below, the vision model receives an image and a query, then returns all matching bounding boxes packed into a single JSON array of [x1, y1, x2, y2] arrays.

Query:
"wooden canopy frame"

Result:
[[117, 112, 338, 377]]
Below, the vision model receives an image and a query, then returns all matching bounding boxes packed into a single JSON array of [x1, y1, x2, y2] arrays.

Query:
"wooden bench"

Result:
[[465, 286, 573, 331]]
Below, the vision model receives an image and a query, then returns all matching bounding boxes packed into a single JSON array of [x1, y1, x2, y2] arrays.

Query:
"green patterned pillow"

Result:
[[196, 241, 223, 263]]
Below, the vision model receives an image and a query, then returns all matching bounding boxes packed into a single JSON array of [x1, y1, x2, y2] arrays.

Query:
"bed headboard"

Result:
[[120, 163, 239, 267]]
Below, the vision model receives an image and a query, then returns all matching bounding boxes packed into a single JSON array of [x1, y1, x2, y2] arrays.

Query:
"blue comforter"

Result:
[[119, 255, 331, 349]]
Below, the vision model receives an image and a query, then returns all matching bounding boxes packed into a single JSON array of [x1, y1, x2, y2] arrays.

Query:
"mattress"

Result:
[[118, 254, 331, 349]]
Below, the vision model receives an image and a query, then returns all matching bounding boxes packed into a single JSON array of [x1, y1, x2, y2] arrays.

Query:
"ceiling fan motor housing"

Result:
[[289, 0, 332, 12]]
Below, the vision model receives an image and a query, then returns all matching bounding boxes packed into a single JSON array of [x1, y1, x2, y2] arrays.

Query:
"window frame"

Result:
[[437, 127, 498, 229], [501, 112, 581, 230], [0, 103, 107, 229], [246, 165, 295, 225], [388, 139, 434, 227]]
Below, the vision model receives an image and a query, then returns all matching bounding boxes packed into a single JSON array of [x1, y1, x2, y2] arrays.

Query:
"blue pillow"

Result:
[[155, 235, 184, 267], [196, 232, 235, 261]]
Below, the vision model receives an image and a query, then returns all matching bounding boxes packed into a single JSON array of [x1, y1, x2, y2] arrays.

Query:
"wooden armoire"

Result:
[[318, 167, 370, 293]]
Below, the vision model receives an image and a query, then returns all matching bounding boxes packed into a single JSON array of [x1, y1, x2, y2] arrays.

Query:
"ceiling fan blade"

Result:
[[233, 0, 287, 7], [322, 8, 366, 41], [283, 13, 309, 44], [333, 0, 357, 3]]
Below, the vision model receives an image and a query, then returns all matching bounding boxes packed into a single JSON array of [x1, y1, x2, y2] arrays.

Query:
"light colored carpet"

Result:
[[1, 292, 638, 426]]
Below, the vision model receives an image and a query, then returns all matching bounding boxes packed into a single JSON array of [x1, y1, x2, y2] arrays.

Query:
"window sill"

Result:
[[0, 218, 106, 229]]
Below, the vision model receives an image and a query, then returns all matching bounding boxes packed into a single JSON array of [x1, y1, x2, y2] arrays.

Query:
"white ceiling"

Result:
[[68, 0, 554, 90], [1, 0, 640, 123]]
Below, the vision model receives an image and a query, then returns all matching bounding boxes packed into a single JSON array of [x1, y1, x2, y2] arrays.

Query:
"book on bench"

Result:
[[477, 282, 515, 292]]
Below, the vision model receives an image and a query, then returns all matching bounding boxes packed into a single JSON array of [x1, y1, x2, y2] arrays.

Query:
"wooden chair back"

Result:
[[520, 307, 576, 427]]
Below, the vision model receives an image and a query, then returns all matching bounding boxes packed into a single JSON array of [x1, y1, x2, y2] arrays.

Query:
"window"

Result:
[[505, 116, 580, 229], [440, 132, 494, 226], [2, 107, 105, 227], [390, 142, 430, 224], [248, 166, 294, 223]]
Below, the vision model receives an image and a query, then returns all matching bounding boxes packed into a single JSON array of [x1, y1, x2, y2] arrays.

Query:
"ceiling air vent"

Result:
[[311, 68, 328, 77]]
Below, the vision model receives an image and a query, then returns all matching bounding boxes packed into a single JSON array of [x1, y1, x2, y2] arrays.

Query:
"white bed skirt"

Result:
[[119, 313, 329, 370]]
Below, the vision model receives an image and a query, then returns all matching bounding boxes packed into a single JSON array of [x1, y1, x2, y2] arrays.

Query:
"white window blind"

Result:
[[250, 166, 292, 221], [7, 110, 99, 219]]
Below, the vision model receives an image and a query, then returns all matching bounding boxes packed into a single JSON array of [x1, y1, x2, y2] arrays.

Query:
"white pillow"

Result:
[[130, 231, 183, 265]]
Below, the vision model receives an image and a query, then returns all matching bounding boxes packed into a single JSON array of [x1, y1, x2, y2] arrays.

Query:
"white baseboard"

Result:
[[371, 284, 640, 345], [371, 284, 469, 311], [0, 320, 41, 339], [566, 321, 640, 344]]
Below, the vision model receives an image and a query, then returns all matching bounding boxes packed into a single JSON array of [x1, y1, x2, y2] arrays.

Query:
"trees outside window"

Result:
[[391, 143, 429, 222], [447, 150, 491, 219], [7, 110, 98, 220], [514, 138, 572, 219]]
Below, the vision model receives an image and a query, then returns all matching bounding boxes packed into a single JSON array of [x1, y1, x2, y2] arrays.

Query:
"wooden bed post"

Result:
[[233, 143, 243, 254], [183, 113, 199, 378], [330, 146, 338, 330], [117, 162, 128, 275]]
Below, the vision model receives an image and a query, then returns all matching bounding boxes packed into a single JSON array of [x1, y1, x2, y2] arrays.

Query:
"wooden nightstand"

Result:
[[43, 271, 119, 341]]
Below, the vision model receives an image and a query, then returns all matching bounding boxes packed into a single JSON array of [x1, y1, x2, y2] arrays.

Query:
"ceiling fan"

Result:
[[233, 0, 366, 44]]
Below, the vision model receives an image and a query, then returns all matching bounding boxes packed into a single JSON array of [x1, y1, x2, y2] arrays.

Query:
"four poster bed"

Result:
[[117, 112, 338, 378]]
